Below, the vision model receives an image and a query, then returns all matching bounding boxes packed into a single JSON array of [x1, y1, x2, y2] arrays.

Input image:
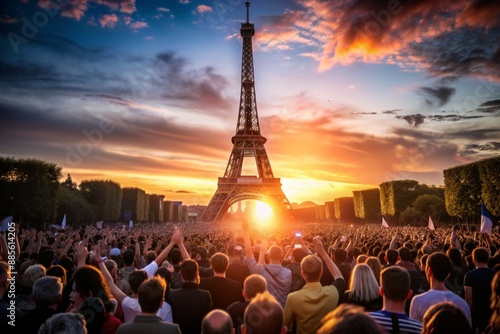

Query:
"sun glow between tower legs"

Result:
[[253, 201, 275, 226]]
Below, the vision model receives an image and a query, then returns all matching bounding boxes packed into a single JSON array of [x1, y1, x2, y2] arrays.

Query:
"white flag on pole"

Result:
[[61, 214, 67, 230], [428, 215, 435, 231], [96, 221, 103, 229], [0, 216, 13, 232], [129, 220, 133, 228], [382, 217, 389, 228]]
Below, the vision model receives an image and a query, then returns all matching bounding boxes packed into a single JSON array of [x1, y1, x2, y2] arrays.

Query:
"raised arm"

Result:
[[242, 219, 255, 261], [313, 236, 343, 280], [171, 228, 190, 261], [258, 237, 268, 265], [93, 253, 127, 304]]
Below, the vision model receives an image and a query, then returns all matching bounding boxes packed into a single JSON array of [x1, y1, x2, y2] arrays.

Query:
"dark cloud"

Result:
[[464, 142, 500, 152], [418, 86, 456, 108], [163, 190, 197, 194], [354, 112, 377, 115], [408, 28, 500, 81], [427, 114, 484, 122], [382, 109, 401, 114], [154, 52, 232, 111], [476, 99, 500, 114], [396, 114, 426, 127]]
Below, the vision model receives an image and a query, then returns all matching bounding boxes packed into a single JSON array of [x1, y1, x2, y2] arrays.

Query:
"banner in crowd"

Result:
[[382, 217, 389, 228]]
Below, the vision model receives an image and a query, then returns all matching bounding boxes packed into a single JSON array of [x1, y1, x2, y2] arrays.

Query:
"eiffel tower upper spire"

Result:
[[236, 1, 259, 136]]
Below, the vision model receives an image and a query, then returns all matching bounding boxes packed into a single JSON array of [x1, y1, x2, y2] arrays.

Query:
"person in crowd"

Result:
[[318, 304, 383, 334], [242, 219, 291, 307], [384, 249, 399, 268], [283, 236, 345, 334], [421, 304, 473, 334], [369, 266, 423, 333], [46, 265, 67, 287], [487, 270, 500, 334], [167, 258, 212, 334], [18, 276, 63, 333], [409, 252, 471, 324], [78, 297, 106, 334], [226, 244, 250, 288], [421, 301, 471, 332], [38, 313, 87, 334], [241, 291, 286, 334], [464, 246, 496, 333], [365, 257, 382, 285], [16, 263, 46, 316], [285, 247, 307, 293], [116, 277, 181, 334], [343, 263, 382, 311], [226, 274, 267, 334], [68, 265, 122, 334], [199, 252, 244, 310], [97, 260, 173, 323], [202, 309, 234, 334]]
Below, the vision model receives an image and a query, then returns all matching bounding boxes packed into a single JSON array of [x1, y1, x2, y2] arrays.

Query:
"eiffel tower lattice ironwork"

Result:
[[199, 2, 293, 223]]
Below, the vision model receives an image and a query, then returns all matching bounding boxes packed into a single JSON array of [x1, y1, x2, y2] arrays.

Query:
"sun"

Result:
[[254, 201, 275, 225]]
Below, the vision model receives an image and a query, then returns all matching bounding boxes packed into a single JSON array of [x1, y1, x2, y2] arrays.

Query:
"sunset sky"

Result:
[[1, 0, 499, 206]]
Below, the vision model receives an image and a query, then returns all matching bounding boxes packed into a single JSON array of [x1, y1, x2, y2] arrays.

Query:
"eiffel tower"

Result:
[[199, 2, 293, 223]]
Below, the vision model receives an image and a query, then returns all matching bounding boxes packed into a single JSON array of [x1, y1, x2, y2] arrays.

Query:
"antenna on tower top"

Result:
[[245, 2, 250, 23]]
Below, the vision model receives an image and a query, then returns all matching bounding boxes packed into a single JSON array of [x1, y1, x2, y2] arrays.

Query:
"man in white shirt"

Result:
[[409, 252, 471, 325]]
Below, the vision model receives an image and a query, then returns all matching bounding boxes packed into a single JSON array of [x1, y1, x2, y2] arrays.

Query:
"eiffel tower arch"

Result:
[[199, 2, 293, 223]]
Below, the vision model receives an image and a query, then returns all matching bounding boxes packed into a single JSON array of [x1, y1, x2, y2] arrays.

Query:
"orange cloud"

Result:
[[99, 14, 118, 28], [256, 0, 500, 81], [130, 21, 148, 29], [197, 5, 213, 14]]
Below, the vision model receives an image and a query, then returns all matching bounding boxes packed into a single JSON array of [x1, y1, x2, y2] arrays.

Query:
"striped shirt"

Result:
[[369, 310, 423, 334]]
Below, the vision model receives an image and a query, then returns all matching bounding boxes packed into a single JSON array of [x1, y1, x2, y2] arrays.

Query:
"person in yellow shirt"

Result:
[[283, 236, 345, 334]]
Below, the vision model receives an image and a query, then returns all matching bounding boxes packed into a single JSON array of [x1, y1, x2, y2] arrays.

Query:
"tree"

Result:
[[353, 188, 380, 221], [444, 163, 481, 219], [62, 173, 77, 190], [478, 156, 500, 216], [412, 194, 447, 222], [80, 180, 122, 221], [334, 197, 355, 222], [57, 186, 97, 227], [0, 157, 61, 228]]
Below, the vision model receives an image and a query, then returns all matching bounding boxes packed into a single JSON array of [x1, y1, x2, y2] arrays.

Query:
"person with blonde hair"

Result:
[[365, 257, 382, 285], [343, 263, 382, 311]]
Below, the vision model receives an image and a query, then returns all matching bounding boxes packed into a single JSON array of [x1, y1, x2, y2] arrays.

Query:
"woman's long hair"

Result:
[[73, 265, 115, 313], [365, 257, 382, 286], [489, 271, 500, 332], [348, 264, 380, 302]]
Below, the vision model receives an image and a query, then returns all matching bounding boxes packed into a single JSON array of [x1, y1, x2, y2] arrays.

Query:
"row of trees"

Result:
[[0, 157, 155, 229], [352, 181, 446, 226]]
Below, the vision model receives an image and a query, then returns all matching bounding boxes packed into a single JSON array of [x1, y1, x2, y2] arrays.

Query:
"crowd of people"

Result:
[[1, 218, 500, 334]]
